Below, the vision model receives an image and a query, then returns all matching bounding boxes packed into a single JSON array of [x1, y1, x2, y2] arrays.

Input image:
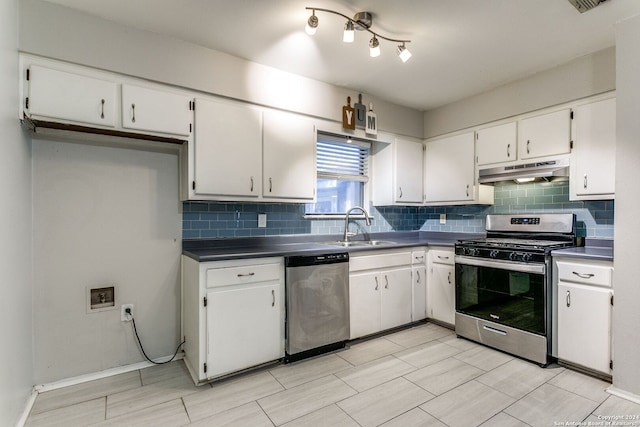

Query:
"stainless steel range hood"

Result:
[[478, 158, 569, 184]]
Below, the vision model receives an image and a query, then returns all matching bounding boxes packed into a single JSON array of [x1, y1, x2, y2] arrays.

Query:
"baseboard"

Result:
[[607, 385, 640, 405], [15, 387, 38, 427], [34, 353, 183, 393]]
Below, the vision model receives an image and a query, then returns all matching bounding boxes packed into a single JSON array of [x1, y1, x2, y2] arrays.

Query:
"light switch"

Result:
[[440, 213, 446, 224], [258, 213, 267, 228]]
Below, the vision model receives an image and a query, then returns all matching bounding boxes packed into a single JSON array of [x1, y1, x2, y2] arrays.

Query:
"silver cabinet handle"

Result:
[[269, 177, 272, 193], [399, 186, 403, 198], [526, 140, 531, 154], [438, 255, 449, 261], [237, 272, 255, 277], [385, 275, 389, 289], [416, 271, 421, 283], [100, 99, 105, 119], [131, 103, 136, 123], [584, 174, 588, 190], [447, 271, 452, 284], [374, 276, 379, 291], [271, 289, 275, 307], [466, 184, 470, 197], [572, 271, 594, 279], [566, 290, 571, 307], [250, 176, 254, 192], [415, 255, 424, 262], [507, 143, 510, 158]]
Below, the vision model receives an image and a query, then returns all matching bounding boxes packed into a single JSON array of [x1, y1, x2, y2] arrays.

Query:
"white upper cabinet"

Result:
[[425, 131, 493, 204], [476, 122, 517, 165], [570, 98, 616, 200], [518, 109, 572, 160], [371, 136, 424, 205], [26, 65, 117, 128], [263, 110, 316, 201], [121, 84, 192, 137], [192, 97, 262, 198]]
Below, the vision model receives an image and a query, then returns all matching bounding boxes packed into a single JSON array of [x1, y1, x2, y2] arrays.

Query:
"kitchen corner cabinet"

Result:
[[181, 256, 285, 384], [476, 122, 517, 166], [349, 250, 413, 339], [424, 131, 494, 205], [192, 97, 262, 199], [427, 247, 455, 326], [555, 258, 613, 375], [570, 98, 616, 201], [412, 249, 427, 321], [263, 110, 316, 201], [121, 84, 192, 137], [25, 65, 117, 128], [371, 137, 424, 205], [518, 109, 571, 160]]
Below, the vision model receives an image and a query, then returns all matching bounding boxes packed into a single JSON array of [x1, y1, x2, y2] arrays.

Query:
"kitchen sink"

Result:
[[324, 240, 396, 247]]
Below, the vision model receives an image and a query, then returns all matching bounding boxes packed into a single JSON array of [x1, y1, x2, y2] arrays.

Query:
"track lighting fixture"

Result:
[[304, 7, 412, 62]]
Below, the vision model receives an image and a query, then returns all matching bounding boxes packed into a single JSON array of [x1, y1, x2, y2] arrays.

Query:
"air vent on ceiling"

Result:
[[568, 0, 609, 13]]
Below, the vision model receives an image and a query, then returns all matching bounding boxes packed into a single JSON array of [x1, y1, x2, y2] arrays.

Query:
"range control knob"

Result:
[[471, 248, 480, 256], [509, 252, 518, 261], [522, 253, 532, 262], [489, 250, 499, 258]]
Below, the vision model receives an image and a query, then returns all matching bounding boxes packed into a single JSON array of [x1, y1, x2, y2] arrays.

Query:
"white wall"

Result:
[[32, 139, 182, 384], [0, 0, 34, 423], [612, 13, 640, 399], [423, 47, 616, 138], [18, 0, 423, 139]]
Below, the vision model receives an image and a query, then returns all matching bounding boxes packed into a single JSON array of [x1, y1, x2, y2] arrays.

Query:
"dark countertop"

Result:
[[182, 231, 482, 262], [551, 239, 614, 262]]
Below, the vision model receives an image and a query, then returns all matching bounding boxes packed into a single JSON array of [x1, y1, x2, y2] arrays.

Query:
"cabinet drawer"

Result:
[[206, 263, 281, 288], [430, 249, 454, 265], [412, 250, 426, 265], [350, 251, 412, 272], [556, 261, 612, 287]]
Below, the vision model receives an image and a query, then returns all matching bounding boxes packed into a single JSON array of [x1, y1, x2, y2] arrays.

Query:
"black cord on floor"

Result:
[[130, 316, 185, 365]]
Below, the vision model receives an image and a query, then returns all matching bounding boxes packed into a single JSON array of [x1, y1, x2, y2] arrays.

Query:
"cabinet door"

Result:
[[429, 263, 456, 325], [412, 266, 427, 321], [557, 282, 612, 373], [206, 282, 283, 378], [571, 98, 616, 199], [27, 65, 116, 127], [121, 84, 192, 136], [193, 98, 262, 198], [424, 132, 475, 202], [519, 109, 571, 159], [476, 122, 517, 165], [263, 110, 316, 200], [395, 138, 424, 203], [349, 272, 381, 339], [381, 268, 413, 330]]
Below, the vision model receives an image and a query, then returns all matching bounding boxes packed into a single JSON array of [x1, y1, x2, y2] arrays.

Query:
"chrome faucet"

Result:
[[343, 206, 372, 243]]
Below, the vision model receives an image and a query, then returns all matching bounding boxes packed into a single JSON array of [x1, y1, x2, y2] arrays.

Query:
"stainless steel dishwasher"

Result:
[[285, 253, 349, 362]]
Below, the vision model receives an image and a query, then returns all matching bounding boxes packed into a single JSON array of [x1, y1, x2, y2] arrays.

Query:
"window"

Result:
[[305, 132, 370, 216]]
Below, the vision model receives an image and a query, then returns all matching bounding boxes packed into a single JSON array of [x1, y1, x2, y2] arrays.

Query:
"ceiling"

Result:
[[41, 0, 640, 111]]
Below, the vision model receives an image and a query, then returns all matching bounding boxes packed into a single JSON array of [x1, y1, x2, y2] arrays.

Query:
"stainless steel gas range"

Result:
[[454, 213, 578, 366]]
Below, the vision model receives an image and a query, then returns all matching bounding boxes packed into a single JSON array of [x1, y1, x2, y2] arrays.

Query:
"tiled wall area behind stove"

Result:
[[183, 180, 614, 239]]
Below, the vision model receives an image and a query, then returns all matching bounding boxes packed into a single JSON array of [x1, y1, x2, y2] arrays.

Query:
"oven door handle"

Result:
[[455, 255, 545, 274]]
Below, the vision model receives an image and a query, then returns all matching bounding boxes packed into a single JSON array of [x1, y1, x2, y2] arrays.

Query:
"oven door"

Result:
[[455, 255, 546, 335]]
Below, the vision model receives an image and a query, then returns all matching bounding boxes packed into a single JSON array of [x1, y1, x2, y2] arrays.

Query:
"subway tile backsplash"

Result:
[[183, 180, 614, 239]]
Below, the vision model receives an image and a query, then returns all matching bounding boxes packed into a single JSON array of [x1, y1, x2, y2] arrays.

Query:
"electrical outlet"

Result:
[[440, 213, 446, 224], [258, 213, 267, 228], [121, 304, 134, 321]]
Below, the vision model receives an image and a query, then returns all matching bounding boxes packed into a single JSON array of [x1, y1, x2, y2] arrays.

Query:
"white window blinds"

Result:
[[316, 133, 370, 182]]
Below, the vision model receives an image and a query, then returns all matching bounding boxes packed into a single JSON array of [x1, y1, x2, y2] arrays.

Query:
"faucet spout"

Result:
[[343, 206, 372, 243]]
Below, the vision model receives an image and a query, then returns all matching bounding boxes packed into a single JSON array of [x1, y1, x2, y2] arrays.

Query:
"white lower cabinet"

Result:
[[349, 250, 413, 339], [182, 256, 285, 384], [412, 249, 427, 321], [555, 258, 613, 375], [427, 247, 456, 326]]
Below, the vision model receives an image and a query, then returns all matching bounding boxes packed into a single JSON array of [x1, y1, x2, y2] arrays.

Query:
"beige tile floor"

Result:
[[26, 323, 640, 427]]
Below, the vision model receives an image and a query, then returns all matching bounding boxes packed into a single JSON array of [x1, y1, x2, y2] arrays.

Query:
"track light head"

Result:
[[369, 36, 380, 57], [343, 20, 355, 43], [397, 44, 412, 62], [305, 12, 318, 35]]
